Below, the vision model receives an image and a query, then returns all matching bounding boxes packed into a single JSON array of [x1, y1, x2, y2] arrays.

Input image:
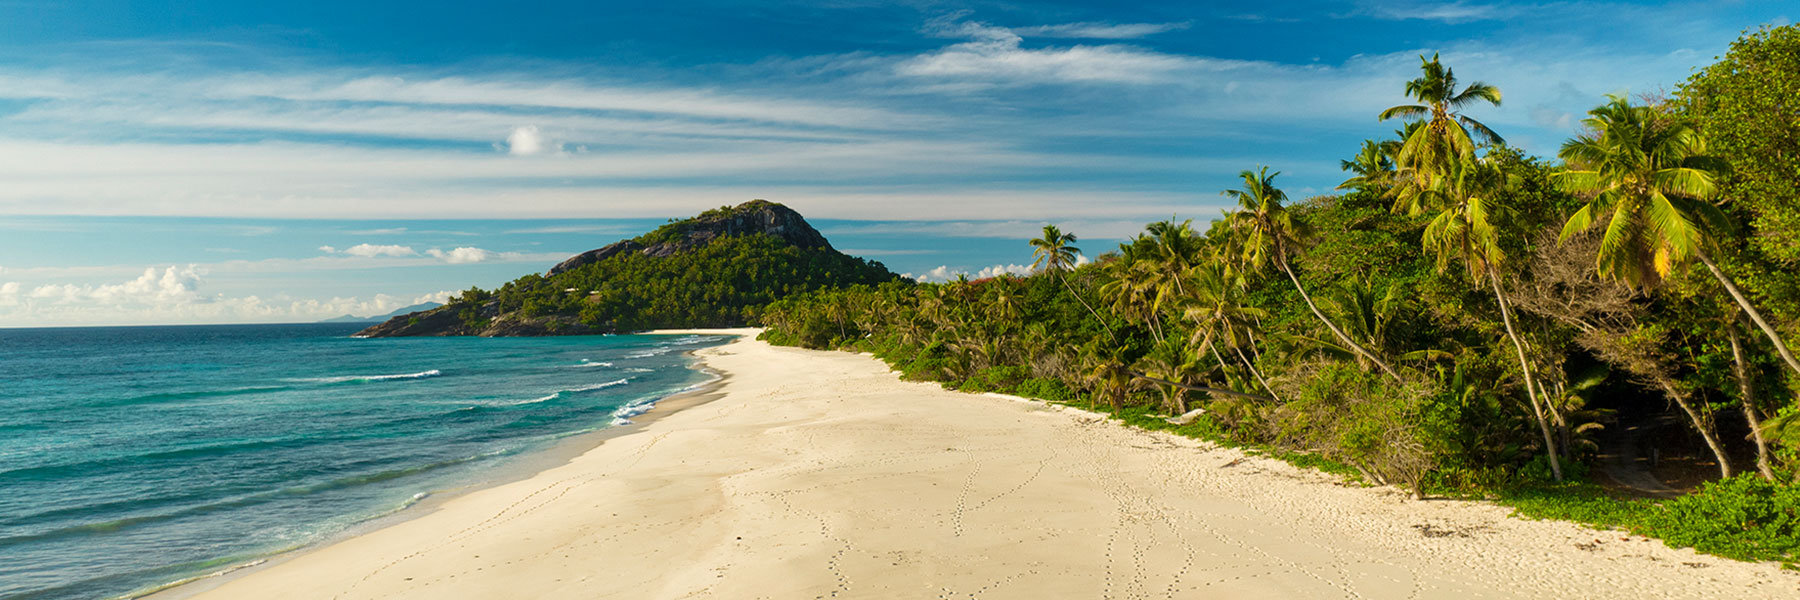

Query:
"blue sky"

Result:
[[0, 1, 1788, 326]]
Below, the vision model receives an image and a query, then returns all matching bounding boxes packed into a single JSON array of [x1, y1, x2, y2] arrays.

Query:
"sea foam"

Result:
[[293, 369, 443, 384]]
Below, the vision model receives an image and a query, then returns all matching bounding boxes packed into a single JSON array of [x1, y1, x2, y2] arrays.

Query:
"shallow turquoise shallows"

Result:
[[0, 323, 728, 600]]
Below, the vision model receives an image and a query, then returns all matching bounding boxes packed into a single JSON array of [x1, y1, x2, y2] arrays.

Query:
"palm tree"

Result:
[[1084, 348, 1138, 411], [1414, 157, 1564, 480], [1031, 225, 1117, 341], [1337, 139, 1398, 195], [1182, 262, 1283, 402], [1224, 167, 1403, 382], [1138, 340, 1205, 414], [1379, 53, 1503, 187], [1099, 253, 1165, 342], [1553, 95, 1800, 378]]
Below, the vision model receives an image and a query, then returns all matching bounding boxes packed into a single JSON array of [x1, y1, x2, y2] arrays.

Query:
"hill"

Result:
[[356, 201, 899, 337], [319, 302, 444, 323]]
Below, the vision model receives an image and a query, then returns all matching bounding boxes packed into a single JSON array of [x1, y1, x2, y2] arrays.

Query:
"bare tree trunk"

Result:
[[1657, 380, 1734, 479], [1544, 376, 1573, 459], [1487, 265, 1564, 481], [1059, 272, 1117, 342], [1278, 257, 1403, 382], [1697, 249, 1800, 378], [1727, 322, 1777, 480]]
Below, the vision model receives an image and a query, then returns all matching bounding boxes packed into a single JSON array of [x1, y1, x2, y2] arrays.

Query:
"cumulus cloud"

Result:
[[503, 125, 561, 156], [29, 265, 206, 305], [974, 263, 1035, 278], [0, 264, 461, 326], [426, 247, 495, 264], [904, 259, 1079, 283], [413, 290, 458, 304]]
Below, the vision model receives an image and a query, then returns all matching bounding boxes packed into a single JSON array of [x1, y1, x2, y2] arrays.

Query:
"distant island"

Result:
[[318, 302, 443, 324], [357, 200, 898, 337]]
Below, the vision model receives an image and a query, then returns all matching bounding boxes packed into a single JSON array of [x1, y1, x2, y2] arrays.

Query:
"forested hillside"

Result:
[[358, 201, 898, 336]]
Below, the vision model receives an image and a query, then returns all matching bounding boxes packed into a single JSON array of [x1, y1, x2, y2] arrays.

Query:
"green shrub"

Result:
[[955, 365, 1032, 393], [1647, 475, 1800, 565], [1015, 377, 1076, 402]]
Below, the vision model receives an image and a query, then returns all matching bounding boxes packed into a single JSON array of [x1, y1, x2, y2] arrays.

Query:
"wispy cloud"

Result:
[[330, 243, 419, 258], [0, 8, 1750, 225], [902, 16, 1210, 84], [1355, 1, 1511, 24], [1015, 21, 1192, 39]]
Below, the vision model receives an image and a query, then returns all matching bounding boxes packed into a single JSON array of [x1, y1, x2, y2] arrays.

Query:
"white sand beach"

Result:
[[165, 329, 1799, 599]]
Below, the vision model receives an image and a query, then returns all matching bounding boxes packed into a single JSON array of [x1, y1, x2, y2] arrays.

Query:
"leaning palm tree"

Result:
[[1031, 225, 1117, 341], [1379, 53, 1504, 188], [1415, 157, 1565, 480], [1224, 167, 1403, 382], [1553, 94, 1800, 378]]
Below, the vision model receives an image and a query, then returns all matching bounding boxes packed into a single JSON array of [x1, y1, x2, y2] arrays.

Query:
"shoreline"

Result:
[[140, 329, 748, 600], [155, 330, 1800, 599]]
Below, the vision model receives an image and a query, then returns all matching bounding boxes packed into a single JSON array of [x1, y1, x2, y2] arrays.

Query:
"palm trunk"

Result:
[[1697, 249, 1800, 378], [1278, 256, 1403, 382], [1232, 344, 1283, 403], [1657, 379, 1734, 479], [1486, 264, 1564, 481], [1059, 272, 1117, 342], [1728, 323, 1776, 481]]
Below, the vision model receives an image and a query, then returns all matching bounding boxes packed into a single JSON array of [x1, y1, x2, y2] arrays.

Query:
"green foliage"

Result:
[[1676, 25, 1800, 264], [1015, 377, 1077, 403], [483, 233, 896, 332], [1270, 362, 1436, 495], [1648, 475, 1800, 564], [953, 365, 1032, 393]]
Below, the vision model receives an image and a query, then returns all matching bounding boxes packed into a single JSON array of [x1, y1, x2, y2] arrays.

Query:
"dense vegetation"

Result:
[[760, 26, 1800, 565], [375, 201, 899, 336], [470, 234, 894, 331]]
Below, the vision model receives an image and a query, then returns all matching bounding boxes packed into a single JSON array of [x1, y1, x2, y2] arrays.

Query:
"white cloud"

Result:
[[0, 10, 1751, 223], [413, 290, 457, 304], [29, 265, 205, 305], [1357, 1, 1509, 24], [503, 125, 561, 156], [901, 18, 1202, 84], [904, 260, 1063, 283], [1016, 21, 1191, 39], [318, 245, 337, 253], [336, 243, 419, 258], [822, 219, 1197, 241], [426, 247, 495, 264], [0, 263, 465, 326], [975, 263, 1035, 279]]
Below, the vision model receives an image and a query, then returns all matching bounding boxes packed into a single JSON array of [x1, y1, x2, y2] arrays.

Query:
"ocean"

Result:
[[0, 323, 729, 600]]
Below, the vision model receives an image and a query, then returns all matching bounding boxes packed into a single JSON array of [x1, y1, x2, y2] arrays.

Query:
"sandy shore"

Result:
[[166, 329, 1798, 599]]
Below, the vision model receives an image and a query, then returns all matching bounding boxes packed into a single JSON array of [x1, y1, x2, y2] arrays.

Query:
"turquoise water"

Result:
[[0, 324, 728, 600]]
